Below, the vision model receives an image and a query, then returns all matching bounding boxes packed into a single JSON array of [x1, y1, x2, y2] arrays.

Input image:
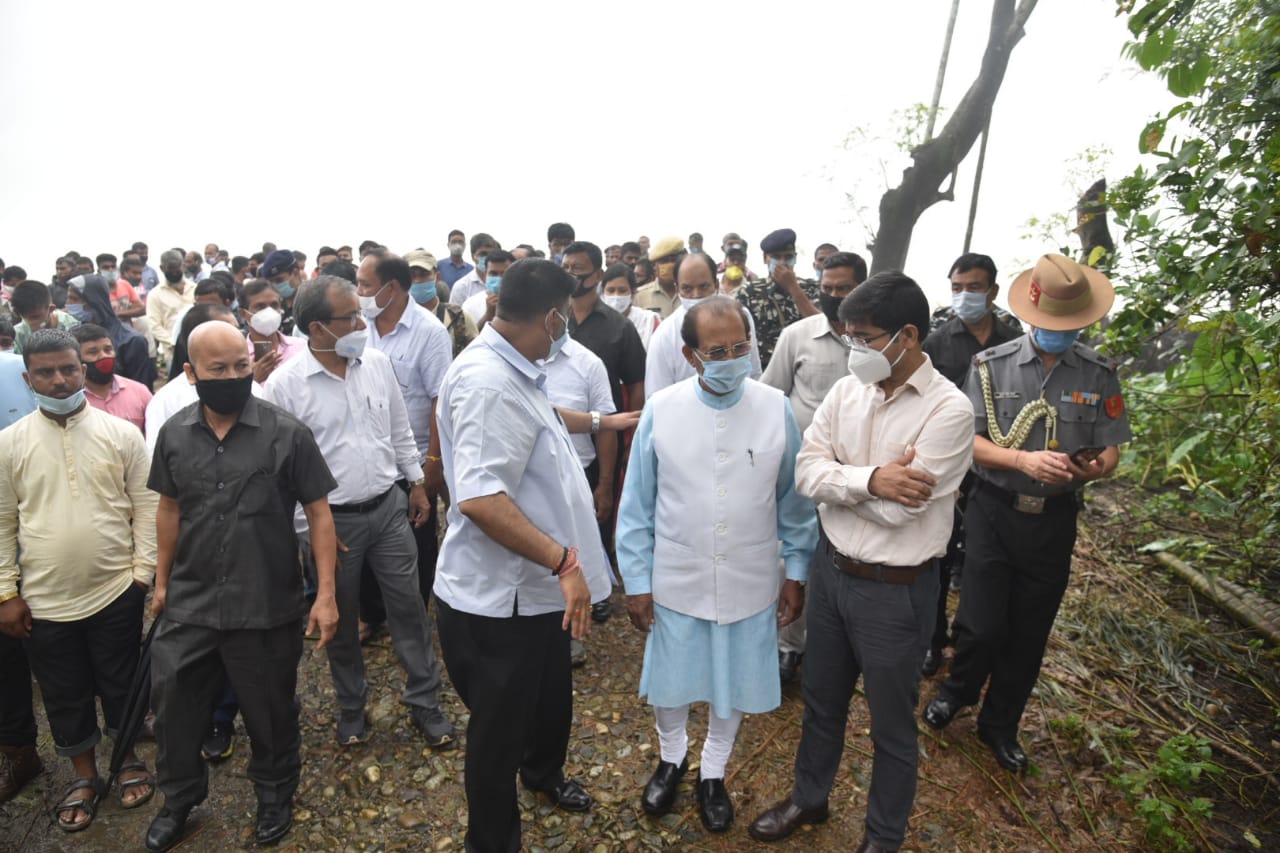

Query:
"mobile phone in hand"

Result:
[[253, 340, 273, 360], [1071, 446, 1104, 466]]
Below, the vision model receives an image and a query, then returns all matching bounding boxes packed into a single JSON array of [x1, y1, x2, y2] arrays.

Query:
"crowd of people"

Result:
[[0, 226, 1129, 853]]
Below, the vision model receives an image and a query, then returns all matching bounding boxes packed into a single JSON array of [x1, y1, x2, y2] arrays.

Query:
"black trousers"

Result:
[[931, 505, 966, 651], [0, 634, 37, 748], [24, 583, 144, 757], [941, 485, 1078, 737], [791, 536, 936, 850], [151, 618, 304, 810], [436, 599, 572, 853], [360, 500, 438, 626]]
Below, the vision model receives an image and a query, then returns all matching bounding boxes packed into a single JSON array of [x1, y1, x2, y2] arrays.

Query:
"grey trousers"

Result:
[[304, 488, 443, 713], [791, 542, 937, 851], [152, 617, 303, 810]]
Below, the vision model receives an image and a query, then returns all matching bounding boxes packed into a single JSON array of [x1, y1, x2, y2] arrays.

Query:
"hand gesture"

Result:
[[868, 447, 937, 507]]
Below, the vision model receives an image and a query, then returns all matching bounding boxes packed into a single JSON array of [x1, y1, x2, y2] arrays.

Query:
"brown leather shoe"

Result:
[[747, 796, 829, 842], [0, 744, 43, 803], [856, 837, 895, 852]]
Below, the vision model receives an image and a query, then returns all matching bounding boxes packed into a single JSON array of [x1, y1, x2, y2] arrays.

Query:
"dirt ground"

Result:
[[3, 480, 1278, 852]]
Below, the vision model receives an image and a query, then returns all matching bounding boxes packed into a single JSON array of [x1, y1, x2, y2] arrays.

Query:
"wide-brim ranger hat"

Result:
[[1007, 253, 1115, 331]]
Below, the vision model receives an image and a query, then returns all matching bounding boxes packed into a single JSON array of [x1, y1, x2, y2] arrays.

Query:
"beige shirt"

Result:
[[761, 313, 850, 433], [795, 356, 974, 565], [0, 405, 157, 620], [634, 281, 679, 319], [145, 279, 195, 354]]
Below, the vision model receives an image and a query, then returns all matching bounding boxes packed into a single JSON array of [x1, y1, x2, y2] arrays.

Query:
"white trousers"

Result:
[[653, 704, 745, 780]]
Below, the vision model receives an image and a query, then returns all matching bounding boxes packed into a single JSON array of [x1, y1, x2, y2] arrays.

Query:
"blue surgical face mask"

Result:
[[1032, 327, 1080, 354], [695, 352, 751, 395], [485, 275, 503, 294], [66, 303, 89, 321], [546, 310, 569, 359], [33, 388, 86, 416], [952, 290, 991, 324], [275, 281, 295, 300], [410, 282, 437, 305], [768, 257, 796, 277]]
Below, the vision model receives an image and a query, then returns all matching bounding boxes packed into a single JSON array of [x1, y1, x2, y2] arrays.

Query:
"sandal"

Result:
[[116, 760, 156, 809], [55, 776, 106, 832], [358, 621, 383, 645]]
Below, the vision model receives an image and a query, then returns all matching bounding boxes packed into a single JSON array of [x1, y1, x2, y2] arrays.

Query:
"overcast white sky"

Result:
[[0, 0, 1171, 309]]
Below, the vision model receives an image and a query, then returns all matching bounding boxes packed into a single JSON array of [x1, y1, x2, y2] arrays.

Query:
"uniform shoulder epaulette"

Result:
[[1072, 342, 1120, 372], [973, 337, 1023, 365]]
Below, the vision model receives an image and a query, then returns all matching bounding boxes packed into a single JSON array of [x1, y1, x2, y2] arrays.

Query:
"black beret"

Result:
[[760, 229, 797, 254]]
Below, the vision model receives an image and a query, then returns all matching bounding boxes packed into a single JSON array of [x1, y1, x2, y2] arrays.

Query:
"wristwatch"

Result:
[[409, 477, 426, 488], [590, 410, 601, 434]]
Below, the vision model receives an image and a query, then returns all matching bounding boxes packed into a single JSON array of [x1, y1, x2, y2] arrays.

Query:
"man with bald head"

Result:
[[145, 321, 340, 852], [618, 297, 816, 832]]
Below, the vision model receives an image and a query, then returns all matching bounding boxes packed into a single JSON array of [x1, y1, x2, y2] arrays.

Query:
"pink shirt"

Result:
[[246, 332, 305, 365], [85, 375, 154, 432]]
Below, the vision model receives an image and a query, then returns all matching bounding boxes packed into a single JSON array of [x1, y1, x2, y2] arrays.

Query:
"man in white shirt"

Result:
[[263, 276, 455, 751], [749, 273, 974, 852], [447, 233, 499, 306], [461, 250, 513, 328], [645, 253, 761, 397], [434, 258, 613, 853], [354, 250, 453, 639], [761, 250, 865, 683]]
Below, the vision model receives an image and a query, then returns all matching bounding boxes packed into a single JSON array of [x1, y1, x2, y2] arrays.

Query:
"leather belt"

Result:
[[974, 477, 1079, 515], [330, 486, 394, 514], [827, 543, 930, 585]]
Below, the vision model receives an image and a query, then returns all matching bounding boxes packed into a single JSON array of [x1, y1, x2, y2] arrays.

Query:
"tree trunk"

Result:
[[870, 0, 1039, 274], [1076, 177, 1116, 268]]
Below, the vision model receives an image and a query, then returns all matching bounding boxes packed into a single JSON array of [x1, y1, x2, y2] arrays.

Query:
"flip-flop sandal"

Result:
[[116, 760, 156, 809], [55, 777, 106, 832]]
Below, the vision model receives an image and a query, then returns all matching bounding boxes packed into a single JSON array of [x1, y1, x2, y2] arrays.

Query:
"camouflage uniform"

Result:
[[734, 276, 821, 369]]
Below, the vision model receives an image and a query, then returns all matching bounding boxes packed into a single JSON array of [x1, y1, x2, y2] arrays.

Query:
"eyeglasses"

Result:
[[841, 330, 893, 349], [698, 340, 752, 361], [327, 312, 363, 326]]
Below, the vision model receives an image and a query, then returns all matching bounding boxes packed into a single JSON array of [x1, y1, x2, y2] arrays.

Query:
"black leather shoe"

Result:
[[524, 777, 593, 812], [855, 837, 894, 852], [778, 650, 801, 683], [748, 797, 830, 842], [145, 805, 192, 852], [922, 694, 961, 730], [641, 757, 687, 815], [978, 728, 1028, 772], [591, 600, 612, 623], [255, 799, 292, 846], [696, 777, 733, 832], [921, 647, 943, 677]]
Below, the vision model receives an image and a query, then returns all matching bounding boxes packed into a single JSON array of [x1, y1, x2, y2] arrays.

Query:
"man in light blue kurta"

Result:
[[617, 296, 817, 832]]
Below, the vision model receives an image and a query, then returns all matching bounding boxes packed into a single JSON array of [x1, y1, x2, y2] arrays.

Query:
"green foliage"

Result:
[[1107, 0, 1280, 582], [1112, 734, 1223, 851]]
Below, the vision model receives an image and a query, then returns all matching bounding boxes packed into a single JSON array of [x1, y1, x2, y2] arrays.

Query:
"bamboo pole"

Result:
[[1153, 552, 1280, 646]]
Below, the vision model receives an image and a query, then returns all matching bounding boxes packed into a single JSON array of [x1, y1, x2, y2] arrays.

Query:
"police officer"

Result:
[[733, 229, 821, 368], [919, 253, 1022, 675], [922, 254, 1132, 773]]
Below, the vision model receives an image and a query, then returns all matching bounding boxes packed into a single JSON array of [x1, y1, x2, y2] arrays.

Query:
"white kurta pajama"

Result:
[[617, 377, 818, 719]]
